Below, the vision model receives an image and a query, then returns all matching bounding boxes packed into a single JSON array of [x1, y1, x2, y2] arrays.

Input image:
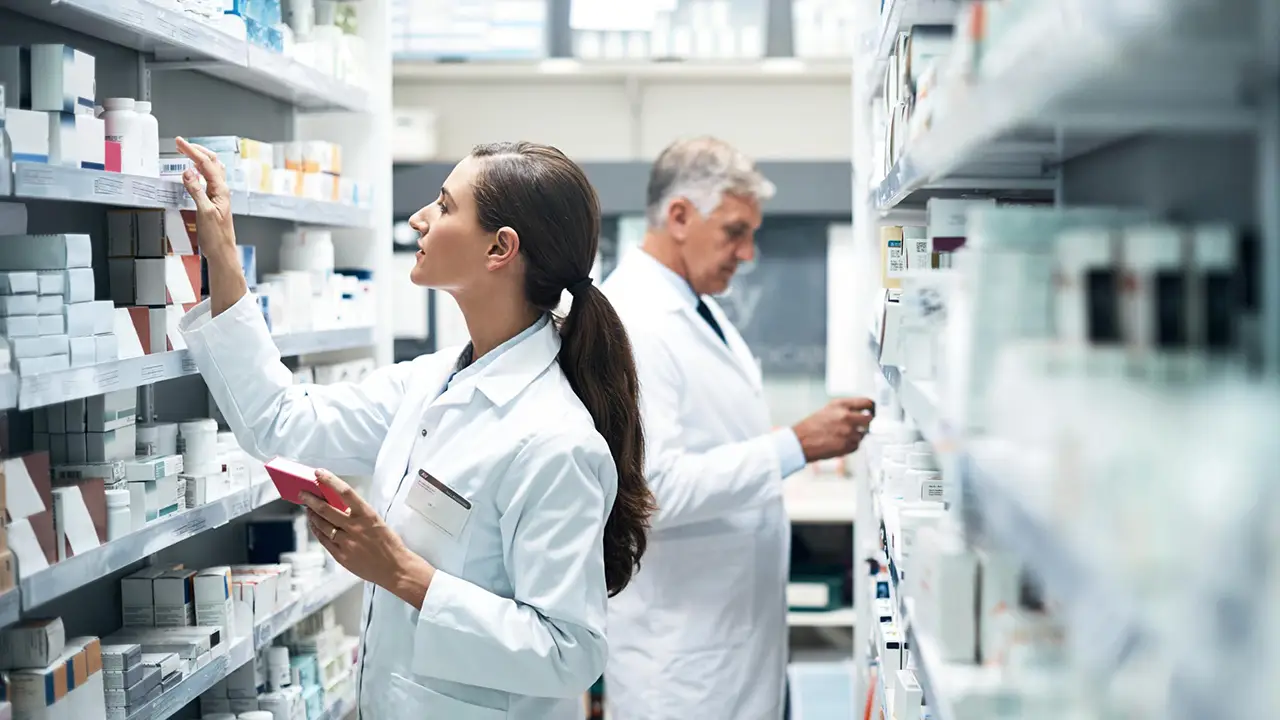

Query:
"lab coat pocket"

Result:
[[652, 532, 756, 651], [389, 673, 506, 719]]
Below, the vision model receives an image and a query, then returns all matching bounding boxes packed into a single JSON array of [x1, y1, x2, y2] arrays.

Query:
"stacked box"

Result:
[[105, 209, 201, 357]]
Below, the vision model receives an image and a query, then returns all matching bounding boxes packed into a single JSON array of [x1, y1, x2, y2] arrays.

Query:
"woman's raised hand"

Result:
[[175, 137, 236, 261]]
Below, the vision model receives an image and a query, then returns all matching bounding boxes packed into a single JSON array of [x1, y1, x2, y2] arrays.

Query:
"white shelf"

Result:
[[11, 164, 371, 228], [12, 326, 376, 411], [5, 0, 368, 111], [20, 482, 282, 610], [870, 0, 1252, 212], [393, 58, 852, 83], [788, 608, 856, 628], [866, 332, 949, 449], [784, 475, 857, 523]]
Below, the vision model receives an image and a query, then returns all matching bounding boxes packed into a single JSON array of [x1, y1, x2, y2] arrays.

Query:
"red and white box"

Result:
[[4, 452, 58, 575], [118, 305, 195, 357]]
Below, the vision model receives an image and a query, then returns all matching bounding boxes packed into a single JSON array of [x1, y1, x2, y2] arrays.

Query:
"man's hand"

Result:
[[792, 398, 875, 462]]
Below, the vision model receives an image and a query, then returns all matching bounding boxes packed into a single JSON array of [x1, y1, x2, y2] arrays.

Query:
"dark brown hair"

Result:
[[470, 141, 654, 596]]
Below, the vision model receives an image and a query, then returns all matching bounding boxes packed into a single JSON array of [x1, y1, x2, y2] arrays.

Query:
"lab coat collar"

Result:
[[621, 250, 761, 389], [627, 250, 694, 314], [436, 314, 561, 409]]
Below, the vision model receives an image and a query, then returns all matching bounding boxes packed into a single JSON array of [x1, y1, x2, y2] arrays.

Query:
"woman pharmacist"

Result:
[[173, 137, 655, 720]]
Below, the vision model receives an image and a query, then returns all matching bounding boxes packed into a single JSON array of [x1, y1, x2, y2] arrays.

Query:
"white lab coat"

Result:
[[601, 253, 790, 720], [180, 296, 616, 720]]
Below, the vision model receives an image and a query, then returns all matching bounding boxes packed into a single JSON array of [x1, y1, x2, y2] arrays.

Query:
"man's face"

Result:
[[676, 193, 763, 296]]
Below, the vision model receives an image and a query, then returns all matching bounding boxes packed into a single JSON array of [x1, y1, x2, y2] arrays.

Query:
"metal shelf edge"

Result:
[[11, 164, 369, 227]]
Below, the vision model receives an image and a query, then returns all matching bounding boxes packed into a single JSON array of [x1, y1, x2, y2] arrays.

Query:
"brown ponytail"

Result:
[[470, 142, 654, 596]]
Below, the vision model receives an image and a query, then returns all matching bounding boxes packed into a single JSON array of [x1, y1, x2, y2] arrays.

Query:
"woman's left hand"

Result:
[[302, 470, 434, 607]]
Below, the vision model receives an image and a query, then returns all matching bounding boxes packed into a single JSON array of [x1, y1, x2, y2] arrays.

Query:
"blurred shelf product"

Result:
[[784, 473, 857, 524], [392, 0, 549, 60], [851, 1, 1274, 718], [392, 57, 852, 82]]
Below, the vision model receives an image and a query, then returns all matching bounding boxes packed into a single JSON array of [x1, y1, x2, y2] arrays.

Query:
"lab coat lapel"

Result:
[[623, 253, 761, 391], [703, 295, 763, 391], [676, 303, 761, 390]]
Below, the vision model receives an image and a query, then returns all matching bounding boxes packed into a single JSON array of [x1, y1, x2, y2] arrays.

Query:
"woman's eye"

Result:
[[436, 200, 447, 214]]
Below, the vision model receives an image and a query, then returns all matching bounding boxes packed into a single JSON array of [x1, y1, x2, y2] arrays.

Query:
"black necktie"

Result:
[[696, 299, 727, 345]]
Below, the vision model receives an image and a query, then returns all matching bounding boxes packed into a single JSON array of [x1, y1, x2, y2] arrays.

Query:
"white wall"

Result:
[[392, 77, 853, 160]]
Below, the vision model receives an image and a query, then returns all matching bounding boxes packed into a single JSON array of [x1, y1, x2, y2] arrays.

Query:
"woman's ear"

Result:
[[486, 227, 521, 271]]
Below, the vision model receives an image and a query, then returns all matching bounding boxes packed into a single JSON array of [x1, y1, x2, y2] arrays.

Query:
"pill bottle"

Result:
[[133, 100, 160, 177], [102, 98, 141, 175], [106, 488, 131, 541]]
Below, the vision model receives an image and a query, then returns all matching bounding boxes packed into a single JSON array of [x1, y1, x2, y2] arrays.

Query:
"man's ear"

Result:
[[667, 198, 695, 242], [486, 227, 521, 270]]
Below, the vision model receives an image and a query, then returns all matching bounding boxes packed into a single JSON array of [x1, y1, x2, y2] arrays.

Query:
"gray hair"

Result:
[[645, 137, 776, 229]]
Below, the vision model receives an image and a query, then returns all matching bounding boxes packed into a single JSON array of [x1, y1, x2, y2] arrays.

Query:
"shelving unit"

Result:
[[0, 0, 392, 717], [849, 1, 1275, 718], [3, 0, 369, 111]]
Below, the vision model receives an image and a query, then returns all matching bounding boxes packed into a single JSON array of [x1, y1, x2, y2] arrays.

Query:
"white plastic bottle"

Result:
[[101, 98, 141, 175], [133, 100, 160, 177], [106, 488, 131, 539]]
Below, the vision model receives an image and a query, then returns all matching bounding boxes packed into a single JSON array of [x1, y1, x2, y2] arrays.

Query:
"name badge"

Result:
[[406, 470, 472, 539]]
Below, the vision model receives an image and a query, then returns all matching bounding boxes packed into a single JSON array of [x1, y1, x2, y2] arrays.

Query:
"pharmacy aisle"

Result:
[[845, 1, 1277, 719], [0, 0, 392, 717]]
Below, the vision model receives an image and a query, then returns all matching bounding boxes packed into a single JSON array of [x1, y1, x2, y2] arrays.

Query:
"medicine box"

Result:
[[77, 114, 105, 171], [120, 566, 168, 627], [140, 651, 179, 678], [6, 636, 104, 720], [0, 617, 65, 669], [86, 390, 136, 433], [29, 44, 94, 115], [127, 475, 182, 528], [63, 300, 114, 338], [124, 455, 182, 482], [50, 481, 107, 561], [100, 643, 141, 672], [0, 271, 38, 294], [86, 424, 136, 463], [194, 567, 235, 637], [151, 566, 195, 627], [7, 109, 50, 163], [47, 112, 77, 168], [101, 627, 217, 660], [102, 661, 144, 690], [0, 234, 92, 270], [107, 209, 198, 257]]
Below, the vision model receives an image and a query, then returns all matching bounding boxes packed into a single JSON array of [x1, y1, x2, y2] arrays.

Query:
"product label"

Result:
[[886, 239, 906, 276], [154, 603, 195, 627], [123, 606, 155, 626]]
